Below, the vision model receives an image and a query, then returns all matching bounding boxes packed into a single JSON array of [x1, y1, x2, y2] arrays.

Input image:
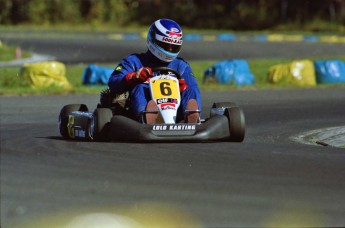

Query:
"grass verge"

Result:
[[0, 42, 32, 61], [1, 57, 345, 96]]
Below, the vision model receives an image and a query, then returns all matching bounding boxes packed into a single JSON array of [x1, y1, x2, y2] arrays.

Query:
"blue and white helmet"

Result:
[[147, 19, 183, 62]]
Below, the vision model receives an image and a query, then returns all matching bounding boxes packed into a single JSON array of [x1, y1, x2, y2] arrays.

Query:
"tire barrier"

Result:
[[314, 60, 345, 84], [203, 59, 255, 86], [267, 59, 317, 86], [108, 33, 345, 43], [19, 61, 71, 89], [203, 59, 345, 87], [268, 59, 345, 86], [82, 64, 114, 85]]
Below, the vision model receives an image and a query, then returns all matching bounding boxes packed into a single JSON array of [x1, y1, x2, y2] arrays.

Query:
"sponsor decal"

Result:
[[160, 103, 176, 110], [115, 65, 122, 71], [74, 129, 86, 138], [162, 37, 182, 45], [68, 115, 75, 138], [161, 106, 175, 110], [156, 98, 178, 104], [152, 124, 196, 131], [168, 28, 181, 37]]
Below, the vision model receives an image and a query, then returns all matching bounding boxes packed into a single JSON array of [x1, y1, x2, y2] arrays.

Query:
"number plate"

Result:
[[151, 79, 179, 100]]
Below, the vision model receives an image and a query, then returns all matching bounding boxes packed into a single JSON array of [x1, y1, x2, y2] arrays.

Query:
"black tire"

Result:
[[59, 104, 88, 138], [224, 107, 245, 142], [91, 108, 113, 141], [212, 102, 237, 108]]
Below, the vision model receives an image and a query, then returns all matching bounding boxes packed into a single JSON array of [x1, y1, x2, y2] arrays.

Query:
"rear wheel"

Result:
[[224, 107, 245, 142], [90, 108, 113, 141], [59, 104, 88, 138]]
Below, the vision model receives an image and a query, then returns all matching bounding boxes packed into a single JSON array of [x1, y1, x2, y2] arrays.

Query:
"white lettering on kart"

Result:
[[152, 125, 196, 131], [153, 125, 167, 130]]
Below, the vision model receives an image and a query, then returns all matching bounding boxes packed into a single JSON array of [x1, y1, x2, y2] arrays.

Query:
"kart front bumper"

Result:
[[109, 115, 231, 142]]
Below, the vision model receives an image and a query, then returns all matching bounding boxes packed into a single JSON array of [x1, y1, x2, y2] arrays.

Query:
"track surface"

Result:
[[1, 31, 345, 227], [2, 89, 345, 227], [1, 30, 344, 63]]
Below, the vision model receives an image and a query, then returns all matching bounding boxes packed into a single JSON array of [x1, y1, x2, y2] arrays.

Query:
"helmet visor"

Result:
[[155, 40, 181, 53]]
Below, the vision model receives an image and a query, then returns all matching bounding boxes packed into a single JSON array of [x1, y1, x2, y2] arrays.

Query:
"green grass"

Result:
[[1, 57, 345, 95], [0, 42, 31, 61]]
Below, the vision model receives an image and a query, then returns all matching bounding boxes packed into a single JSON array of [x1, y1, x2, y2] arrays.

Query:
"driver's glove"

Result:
[[179, 79, 189, 92], [125, 67, 153, 87]]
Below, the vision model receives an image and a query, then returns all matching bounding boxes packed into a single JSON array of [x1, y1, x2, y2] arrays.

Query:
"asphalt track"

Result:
[[1, 31, 345, 227], [1, 30, 345, 63]]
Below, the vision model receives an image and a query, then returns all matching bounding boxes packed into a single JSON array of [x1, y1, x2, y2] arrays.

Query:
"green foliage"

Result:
[[0, 0, 344, 31], [27, 0, 49, 24], [103, 0, 132, 25], [0, 0, 12, 23]]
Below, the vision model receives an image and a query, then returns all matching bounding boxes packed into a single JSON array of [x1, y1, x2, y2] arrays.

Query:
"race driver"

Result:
[[107, 18, 202, 124]]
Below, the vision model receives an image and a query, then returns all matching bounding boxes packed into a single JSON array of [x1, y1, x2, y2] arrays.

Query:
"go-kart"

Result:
[[58, 67, 245, 142]]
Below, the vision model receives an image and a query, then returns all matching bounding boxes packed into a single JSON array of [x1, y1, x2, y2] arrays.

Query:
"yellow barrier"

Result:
[[268, 59, 316, 86], [19, 61, 71, 89], [267, 34, 304, 42], [108, 34, 124, 40], [319, 35, 345, 43]]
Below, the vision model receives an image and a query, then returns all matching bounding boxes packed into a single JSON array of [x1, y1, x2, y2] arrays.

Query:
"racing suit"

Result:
[[108, 51, 202, 121]]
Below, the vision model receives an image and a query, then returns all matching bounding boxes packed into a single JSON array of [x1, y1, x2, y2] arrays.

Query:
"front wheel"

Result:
[[59, 104, 88, 138], [210, 102, 237, 117], [212, 102, 237, 108], [90, 108, 113, 141], [224, 107, 245, 142]]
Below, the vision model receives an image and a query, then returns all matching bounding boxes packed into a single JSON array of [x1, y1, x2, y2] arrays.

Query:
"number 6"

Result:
[[160, 82, 172, 96]]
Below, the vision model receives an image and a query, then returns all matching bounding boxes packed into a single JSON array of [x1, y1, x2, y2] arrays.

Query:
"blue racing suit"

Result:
[[108, 51, 202, 121]]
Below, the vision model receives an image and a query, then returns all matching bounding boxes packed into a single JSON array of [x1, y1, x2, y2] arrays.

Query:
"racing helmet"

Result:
[[147, 19, 183, 62]]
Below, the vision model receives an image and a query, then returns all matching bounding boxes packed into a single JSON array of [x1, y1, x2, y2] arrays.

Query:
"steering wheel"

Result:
[[152, 67, 182, 79]]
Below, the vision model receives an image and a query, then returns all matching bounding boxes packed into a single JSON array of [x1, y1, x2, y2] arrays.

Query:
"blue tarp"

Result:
[[82, 64, 114, 85], [203, 59, 255, 86], [314, 60, 345, 84]]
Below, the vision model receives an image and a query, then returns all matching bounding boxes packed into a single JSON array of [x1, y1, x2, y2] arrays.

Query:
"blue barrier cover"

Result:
[[253, 35, 268, 42], [203, 59, 255, 86], [314, 60, 345, 84], [184, 34, 202, 41], [218, 34, 236, 41], [82, 64, 114, 85]]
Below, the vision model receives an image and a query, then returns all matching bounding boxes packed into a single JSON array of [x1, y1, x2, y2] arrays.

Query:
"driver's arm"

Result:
[[108, 56, 153, 94], [108, 58, 134, 94]]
